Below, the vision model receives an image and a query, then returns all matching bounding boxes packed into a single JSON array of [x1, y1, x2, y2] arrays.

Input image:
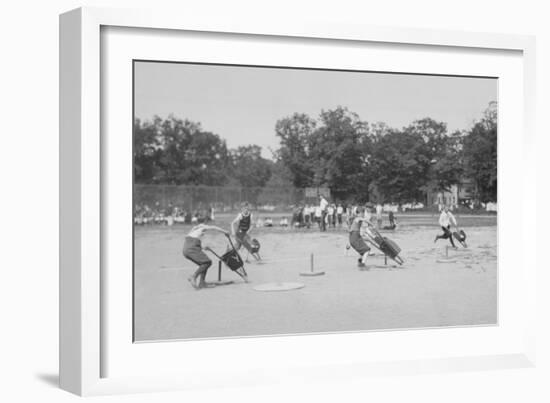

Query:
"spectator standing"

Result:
[[336, 203, 344, 227], [376, 203, 383, 229], [319, 195, 329, 231]]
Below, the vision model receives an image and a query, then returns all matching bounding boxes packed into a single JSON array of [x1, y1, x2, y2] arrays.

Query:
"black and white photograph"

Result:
[[132, 61, 498, 342], [5, 0, 550, 400]]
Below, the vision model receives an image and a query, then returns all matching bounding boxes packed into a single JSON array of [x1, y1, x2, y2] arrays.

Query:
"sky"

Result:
[[134, 61, 497, 158]]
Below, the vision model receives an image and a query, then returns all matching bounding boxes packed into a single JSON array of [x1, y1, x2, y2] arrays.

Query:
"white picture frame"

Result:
[[59, 6, 537, 396]]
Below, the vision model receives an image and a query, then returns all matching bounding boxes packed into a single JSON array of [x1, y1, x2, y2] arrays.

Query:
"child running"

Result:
[[434, 205, 458, 248], [183, 223, 229, 290], [348, 207, 373, 268]]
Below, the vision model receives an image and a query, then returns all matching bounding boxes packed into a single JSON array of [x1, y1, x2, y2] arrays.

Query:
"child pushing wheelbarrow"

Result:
[[348, 207, 404, 268], [183, 224, 247, 290], [231, 202, 262, 262]]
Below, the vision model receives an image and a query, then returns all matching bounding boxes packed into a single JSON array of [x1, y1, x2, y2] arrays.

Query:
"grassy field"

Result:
[[133, 213, 497, 341]]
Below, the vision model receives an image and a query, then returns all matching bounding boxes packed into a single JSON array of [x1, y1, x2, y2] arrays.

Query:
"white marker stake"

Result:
[[437, 246, 457, 263], [300, 253, 326, 276]]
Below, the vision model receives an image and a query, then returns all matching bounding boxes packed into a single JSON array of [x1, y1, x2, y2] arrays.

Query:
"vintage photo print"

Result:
[[133, 61, 497, 342]]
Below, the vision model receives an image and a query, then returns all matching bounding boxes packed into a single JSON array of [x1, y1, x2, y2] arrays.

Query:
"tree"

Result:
[[133, 117, 162, 183], [427, 131, 464, 193], [308, 107, 372, 201], [275, 107, 375, 202], [369, 121, 392, 140], [229, 145, 272, 188], [462, 102, 498, 202], [133, 101, 498, 208], [370, 130, 431, 203], [275, 113, 317, 188], [402, 118, 468, 198], [257, 161, 297, 206], [229, 145, 272, 204], [134, 115, 230, 186], [405, 118, 448, 162]]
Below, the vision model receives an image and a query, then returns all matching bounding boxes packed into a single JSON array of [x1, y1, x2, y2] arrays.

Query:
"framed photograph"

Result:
[[60, 7, 537, 396]]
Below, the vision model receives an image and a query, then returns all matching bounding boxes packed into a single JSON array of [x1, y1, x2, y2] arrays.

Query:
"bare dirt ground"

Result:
[[134, 214, 497, 341]]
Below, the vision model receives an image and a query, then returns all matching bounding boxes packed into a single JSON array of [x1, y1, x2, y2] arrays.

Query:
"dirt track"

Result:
[[134, 218, 497, 341]]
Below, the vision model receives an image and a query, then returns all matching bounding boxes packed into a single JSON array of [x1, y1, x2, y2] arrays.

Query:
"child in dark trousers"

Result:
[[183, 223, 229, 289], [434, 206, 458, 248]]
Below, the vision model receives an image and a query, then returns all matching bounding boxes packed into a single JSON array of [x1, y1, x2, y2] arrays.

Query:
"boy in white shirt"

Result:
[[303, 205, 311, 227], [319, 195, 329, 231], [314, 205, 322, 229], [327, 204, 335, 228], [375, 203, 383, 228], [336, 204, 344, 227], [434, 205, 458, 248]]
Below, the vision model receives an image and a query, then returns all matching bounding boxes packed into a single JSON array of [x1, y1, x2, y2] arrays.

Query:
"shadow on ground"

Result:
[[35, 373, 59, 388]]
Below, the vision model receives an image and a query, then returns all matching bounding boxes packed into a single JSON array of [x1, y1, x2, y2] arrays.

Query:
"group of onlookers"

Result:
[[290, 202, 346, 230], [134, 199, 398, 231], [289, 197, 397, 231], [345, 203, 397, 230], [134, 202, 214, 226]]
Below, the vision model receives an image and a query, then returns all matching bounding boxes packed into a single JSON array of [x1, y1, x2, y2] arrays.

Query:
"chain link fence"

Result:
[[134, 184, 308, 213]]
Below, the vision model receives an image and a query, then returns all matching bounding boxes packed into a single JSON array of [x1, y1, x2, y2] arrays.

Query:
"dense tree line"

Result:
[[134, 116, 275, 187], [134, 101, 497, 204], [275, 103, 497, 203]]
